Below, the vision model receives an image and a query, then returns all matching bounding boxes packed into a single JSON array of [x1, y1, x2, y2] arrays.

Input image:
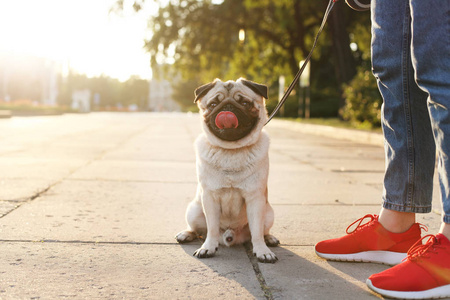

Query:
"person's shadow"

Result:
[[179, 240, 387, 299]]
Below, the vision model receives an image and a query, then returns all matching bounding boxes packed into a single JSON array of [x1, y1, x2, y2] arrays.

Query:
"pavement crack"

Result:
[[29, 185, 53, 201], [0, 184, 57, 218], [244, 242, 274, 300]]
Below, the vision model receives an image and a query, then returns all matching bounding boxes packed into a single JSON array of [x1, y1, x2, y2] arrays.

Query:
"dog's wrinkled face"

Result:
[[194, 78, 268, 144]]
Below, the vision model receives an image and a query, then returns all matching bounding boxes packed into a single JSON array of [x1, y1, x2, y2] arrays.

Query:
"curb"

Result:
[[0, 110, 12, 118], [270, 119, 384, 147]]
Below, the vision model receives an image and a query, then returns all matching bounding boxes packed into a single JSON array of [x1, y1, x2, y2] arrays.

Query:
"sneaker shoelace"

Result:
[[346, 214, 377, 234], [406, 234, 442, 261]]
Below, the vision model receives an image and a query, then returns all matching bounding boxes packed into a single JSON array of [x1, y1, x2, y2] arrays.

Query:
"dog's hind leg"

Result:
[[175, 194, 207, 243], [175, 230, 197, 243], [263, 202, 280, 247]]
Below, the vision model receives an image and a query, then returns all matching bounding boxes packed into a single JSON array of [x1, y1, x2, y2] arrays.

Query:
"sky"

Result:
[[0, 0, 158, 81]]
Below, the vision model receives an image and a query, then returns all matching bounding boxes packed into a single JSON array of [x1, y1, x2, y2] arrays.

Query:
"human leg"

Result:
[[314, 0, 435, 265], [409, 0, 450, 228], [371, 0, 435, 218], [441, 223, 450, 240], [367, 0, 450, 298], [378, 208, 415, 233]]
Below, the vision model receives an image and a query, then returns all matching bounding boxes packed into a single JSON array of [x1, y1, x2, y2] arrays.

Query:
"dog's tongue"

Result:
[[215, 111, 239, 129]]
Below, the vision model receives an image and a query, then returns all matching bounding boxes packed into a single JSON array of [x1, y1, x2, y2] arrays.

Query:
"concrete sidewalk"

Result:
[[0, 113, 444, 299]]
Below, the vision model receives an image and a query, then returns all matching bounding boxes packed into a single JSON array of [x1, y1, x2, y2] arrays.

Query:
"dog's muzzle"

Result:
[[206, 99, 258, 141]]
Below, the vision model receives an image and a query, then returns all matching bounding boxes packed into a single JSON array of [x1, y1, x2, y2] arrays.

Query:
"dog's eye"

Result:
[[208, 101, 218, 109], [207, 95, 220, 109], [238, 96, 251, 107]]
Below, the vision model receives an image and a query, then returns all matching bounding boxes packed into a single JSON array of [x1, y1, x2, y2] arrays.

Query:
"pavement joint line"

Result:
[[243, 242, 274, 300], [279, 244, 315, 247], [29, 185, 53, 201], [1, 199, 31, 203], [331, 169, 385, 173], [0, 239, 180, 246], [0, 184, 58, 219], [271, 203, 380, 206], [0, 123, 170, 219], [65, 178, 197, 184], [271, 148, 324, 171]]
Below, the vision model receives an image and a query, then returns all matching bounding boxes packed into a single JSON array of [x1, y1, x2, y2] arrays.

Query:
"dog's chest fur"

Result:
[[195, 132, 269, 189], [195, 132, 269, 228]]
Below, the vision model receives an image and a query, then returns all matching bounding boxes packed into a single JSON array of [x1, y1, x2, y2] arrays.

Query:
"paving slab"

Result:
[[269, 205, 442, 247], [0, 242, 263, 300], [258, 246, 387, 299], [69, 160, 197, 183], [0, 113, 447, 300], [0, 157, 82, 181], [101, 135, 196, 162], [0, 178, 52, 201], [269, 165, 382, 206], [0, 180, 194, 243]]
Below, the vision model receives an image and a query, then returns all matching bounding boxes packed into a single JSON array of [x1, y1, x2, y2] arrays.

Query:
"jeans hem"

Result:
[[382, 200, 431, 214], [444, 215, 450, 224]]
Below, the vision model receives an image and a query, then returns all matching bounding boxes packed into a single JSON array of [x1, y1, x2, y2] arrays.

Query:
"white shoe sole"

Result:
[[315, 250, 406, 265], [367, 279, 450, 299]]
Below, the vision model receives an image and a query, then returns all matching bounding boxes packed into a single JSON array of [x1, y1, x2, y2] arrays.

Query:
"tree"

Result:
[[120, 76, 150, 108], [123, 0, 372, 117], [58, 73, 150, 110]]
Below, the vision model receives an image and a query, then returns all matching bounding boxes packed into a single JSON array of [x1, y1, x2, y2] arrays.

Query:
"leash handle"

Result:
[[265, 0, 337, 125]]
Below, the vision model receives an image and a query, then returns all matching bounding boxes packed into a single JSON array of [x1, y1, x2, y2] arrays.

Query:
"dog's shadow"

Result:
[[178, 241, 386, 299]]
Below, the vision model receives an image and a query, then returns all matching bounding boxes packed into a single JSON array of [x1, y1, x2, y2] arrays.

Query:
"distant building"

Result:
[[0, 52, 60, 105], [41, 60, 59, 106], [71, 89, 91, 113], [148, 78, 181, 112], [148, 65, 181, 112]]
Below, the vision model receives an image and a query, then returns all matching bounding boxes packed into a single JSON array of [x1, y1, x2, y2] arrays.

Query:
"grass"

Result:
[[285, 117, 382, 133], [0, 100, 75, 116]]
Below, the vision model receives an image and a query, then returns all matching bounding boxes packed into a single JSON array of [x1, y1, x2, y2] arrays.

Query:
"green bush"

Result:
[[341, 68, 382, 128]]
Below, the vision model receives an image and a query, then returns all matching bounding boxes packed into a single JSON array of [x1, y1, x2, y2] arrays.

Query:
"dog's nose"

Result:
[[226, 236, 233, 243]]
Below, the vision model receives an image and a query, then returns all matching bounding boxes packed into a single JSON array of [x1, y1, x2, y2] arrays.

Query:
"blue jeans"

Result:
[[371, 0, 450, 223]]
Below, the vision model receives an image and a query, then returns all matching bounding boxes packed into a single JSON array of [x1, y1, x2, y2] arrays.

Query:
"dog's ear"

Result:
[[194, 81, 216, 103], [240, 78, 268, 99]]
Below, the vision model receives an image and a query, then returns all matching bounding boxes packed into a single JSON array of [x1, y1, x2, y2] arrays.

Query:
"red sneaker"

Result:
[[367, 234, 450, 299], [315, 214, 423, 265]]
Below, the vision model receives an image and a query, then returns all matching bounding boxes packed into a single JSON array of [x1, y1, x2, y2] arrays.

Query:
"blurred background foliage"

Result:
[[131, 0, 382, 127], [58, 74, 149, 110], [3, 0, 382, 126]]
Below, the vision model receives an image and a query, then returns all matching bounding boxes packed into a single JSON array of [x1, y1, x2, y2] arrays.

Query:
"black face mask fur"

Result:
[[205, 99, 259, 142], [194, 79, 268, 142]]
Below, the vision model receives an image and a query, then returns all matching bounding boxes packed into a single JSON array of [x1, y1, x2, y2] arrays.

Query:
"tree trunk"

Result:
[[329, 3, 357, 111]]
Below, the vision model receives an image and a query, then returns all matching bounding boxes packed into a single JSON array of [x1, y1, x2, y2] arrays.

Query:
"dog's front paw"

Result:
[[193, 240, 218, 258], [175, 230, 197, 244], [264, 234, 280, 247], [253, 244, 278, 263]]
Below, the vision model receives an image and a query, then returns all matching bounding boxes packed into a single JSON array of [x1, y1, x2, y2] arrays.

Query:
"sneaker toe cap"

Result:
[[368, 262, 440, 292], [315, 238, 356, 255]]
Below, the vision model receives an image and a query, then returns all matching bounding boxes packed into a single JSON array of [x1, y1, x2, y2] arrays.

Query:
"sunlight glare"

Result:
[[0, 0, 158, 81]]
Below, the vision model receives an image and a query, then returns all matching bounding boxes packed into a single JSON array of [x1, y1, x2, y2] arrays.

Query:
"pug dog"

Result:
[[175, 78, 279, 263]]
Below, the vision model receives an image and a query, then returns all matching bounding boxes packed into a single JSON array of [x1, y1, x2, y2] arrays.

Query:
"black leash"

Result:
[[265, 0, 338, 125]]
